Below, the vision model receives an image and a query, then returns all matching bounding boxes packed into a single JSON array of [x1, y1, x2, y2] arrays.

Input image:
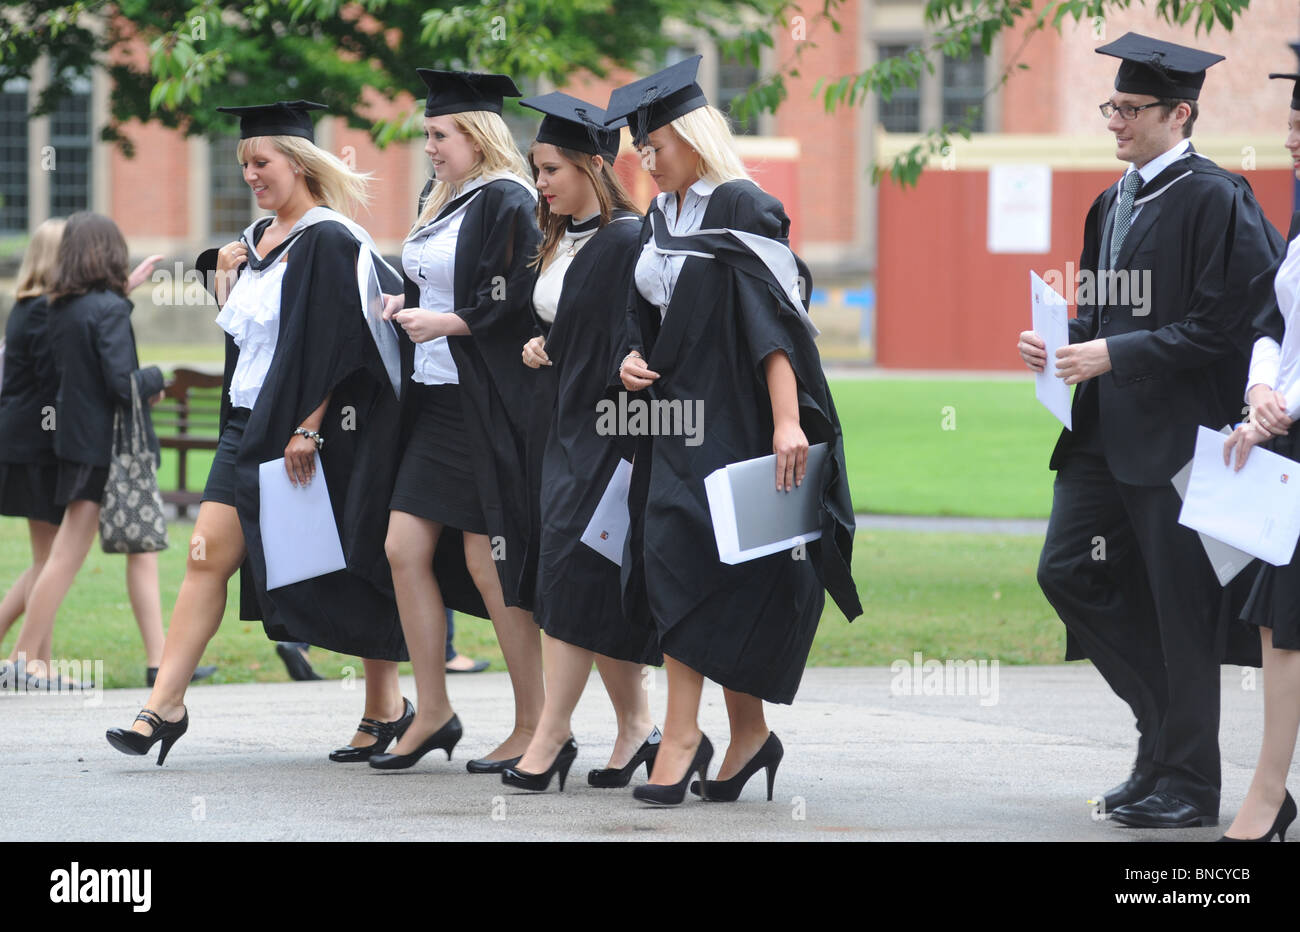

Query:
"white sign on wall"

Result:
[[987, 164, 1052, 254]]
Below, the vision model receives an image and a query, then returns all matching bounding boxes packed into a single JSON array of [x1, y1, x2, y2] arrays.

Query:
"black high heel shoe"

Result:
[[690, 732, 783, 801], [1218, 790, 1296, 842], [501, 737, 579, 792], [589, 726, 661, 788], [466, 755, 522, 774], [632, 734, 712, 806], [330, 697, 415, 762], [105, 707, 188, 766], [368, 714, 461, 770]]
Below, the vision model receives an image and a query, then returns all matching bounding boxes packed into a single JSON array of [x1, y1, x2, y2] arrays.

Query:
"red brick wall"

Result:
[[110, 120, 189, 237]]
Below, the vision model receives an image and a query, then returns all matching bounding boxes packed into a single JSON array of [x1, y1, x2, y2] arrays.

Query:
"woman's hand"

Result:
[[381, 293, 405, 321], [772, 419, 808, 492], [522, 335, 550, 368], [1247, 383, 1292, 437], [1224, 420, 1270, 472], [619, 351, 659, 391], [284, 434, 318, 488], [214, 240, 248, 306], [393, 308, 445, 344], [127, 254, 165, 293]]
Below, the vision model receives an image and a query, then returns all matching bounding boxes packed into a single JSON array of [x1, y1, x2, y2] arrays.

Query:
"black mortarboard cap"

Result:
[[603, 55, 708, 144], [215, 100, 328, 140], [417, 69, 521, 117], [1270, 73, 1300, 111], [521, 92, 624, 161], [1096, 32, 1224, 100]]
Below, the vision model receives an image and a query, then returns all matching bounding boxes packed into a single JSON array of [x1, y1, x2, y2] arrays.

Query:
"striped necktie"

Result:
[[1109, 171, 1143, 267]]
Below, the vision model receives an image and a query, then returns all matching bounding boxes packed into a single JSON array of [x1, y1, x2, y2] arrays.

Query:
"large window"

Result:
[[718, 53, 761, 136], [209, 134, 254, 237], [942, 45, 986, 131], [0, 79, 29, 233], [876, 44, 922, 133], [48, 74, 92, 216]]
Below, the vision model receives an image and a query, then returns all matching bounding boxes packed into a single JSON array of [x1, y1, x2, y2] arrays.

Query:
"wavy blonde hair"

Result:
[[15, 218, 67, 299], [237, 134, 373, 219], [668, 105, 753, 187], [413, 110, 531, 230]]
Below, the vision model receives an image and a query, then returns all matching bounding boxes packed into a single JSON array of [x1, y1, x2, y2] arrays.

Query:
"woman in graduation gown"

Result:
[[611, 58, 862, 805], [1217, 72, 1300, 842], [106, 101, 411, 763], [500, 93, 661, 793], [368, 70, 544, 771]]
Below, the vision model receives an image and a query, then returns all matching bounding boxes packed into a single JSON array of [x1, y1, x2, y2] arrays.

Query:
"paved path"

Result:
[[4, 665, 1289, 841]]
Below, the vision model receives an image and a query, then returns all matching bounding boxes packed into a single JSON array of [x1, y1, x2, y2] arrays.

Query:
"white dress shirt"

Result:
[[216, 243, 291, 410], [1246, 235, 1300, 417], [635, 178, 717, 320]]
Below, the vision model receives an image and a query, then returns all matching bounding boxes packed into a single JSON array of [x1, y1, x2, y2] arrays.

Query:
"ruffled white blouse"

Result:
[[215, 251, 290, 410]]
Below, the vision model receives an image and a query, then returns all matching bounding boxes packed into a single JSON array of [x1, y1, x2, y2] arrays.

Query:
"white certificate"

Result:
[[1030, 271, 1072, 430], [1178, 425, 1300, 567], [1170, 440, 1255, 586], [580, 459, 633, 566], [258, 453, 348, 589]]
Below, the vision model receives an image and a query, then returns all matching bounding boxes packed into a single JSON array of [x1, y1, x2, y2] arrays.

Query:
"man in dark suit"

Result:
[[1018, 33, 1283, 829]]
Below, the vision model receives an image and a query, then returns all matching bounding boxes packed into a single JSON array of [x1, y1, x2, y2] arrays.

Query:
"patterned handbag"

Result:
[[99, 373, 169, 553]]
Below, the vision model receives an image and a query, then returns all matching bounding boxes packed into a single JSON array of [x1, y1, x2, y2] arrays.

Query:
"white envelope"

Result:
[[1178, 425, 1300, 567], [1030, 271, 1072, 430], [580, 459, 633, 566], [704, 444, 827, 565], [1169, 437, 1255, 586], [258, 453, 348, 589]]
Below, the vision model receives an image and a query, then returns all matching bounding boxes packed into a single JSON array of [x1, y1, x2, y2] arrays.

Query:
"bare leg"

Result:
[[647, 654, 705, 785], [462, 532, 543, 760], [10, 501, 100, 676], [385, 511, 455, 755], [1224, 626, 1300, 838], [514, 633, 591, 773], [347, 659, 405, 748], [129, 502, 245, 735], [716, 687, 770, 780], [125, 551, 165, 668], [593, 654, 655, 769], [0, 567, 32, 641]]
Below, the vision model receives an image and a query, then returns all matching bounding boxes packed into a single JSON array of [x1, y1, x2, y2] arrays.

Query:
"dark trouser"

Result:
[[1037, 450, 1222, 813]]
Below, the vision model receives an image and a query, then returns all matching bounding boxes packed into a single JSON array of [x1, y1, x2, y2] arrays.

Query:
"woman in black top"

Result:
[[7, 213, 167, 686]]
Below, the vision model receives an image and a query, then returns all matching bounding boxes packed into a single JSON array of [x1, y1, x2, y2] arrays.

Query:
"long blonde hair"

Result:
[[413, 110, 531, 231], [668, 105, 753, 187], [15, 218, 67, 299], [237, 134, 373, 219]]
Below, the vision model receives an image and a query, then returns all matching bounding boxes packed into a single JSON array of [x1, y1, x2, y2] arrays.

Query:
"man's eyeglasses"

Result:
[[1099, 101, 1163, 121]]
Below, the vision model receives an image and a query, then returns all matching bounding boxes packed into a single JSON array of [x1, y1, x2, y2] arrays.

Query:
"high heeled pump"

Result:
[[105, 707, 189, 766], [368, 714, 462, 770], [330, 697, 415, 763], [1218, 790, 1296, 842], [588, 727, 661, 788], [501, 738, 579, 792], [690, 732, 783, 802], [632, 734, 713, 806]]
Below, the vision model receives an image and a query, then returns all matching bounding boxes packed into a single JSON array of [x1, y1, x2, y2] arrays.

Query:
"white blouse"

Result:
[[215, 247, 291, 410], [532, 214, 600, 325], [1247, 234, 1300, 417], [634, 178, 716, 320], [403, 203, 469, 386]]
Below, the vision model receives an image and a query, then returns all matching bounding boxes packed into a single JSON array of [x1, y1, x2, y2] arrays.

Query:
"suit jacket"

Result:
[[1051, 146, 1284, 486], [0, 296, 59, 463], [46, 290, 163, 467]]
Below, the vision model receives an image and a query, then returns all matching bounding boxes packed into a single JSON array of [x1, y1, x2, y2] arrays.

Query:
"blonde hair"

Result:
[[237, 134, 373, 219], [668, 105, 753, 187], [15, 218, 67, 299], [527, 145, 639, 270], [413, 110, 531, 231]]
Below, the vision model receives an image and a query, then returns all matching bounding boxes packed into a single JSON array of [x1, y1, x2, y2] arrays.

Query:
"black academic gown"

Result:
[[527, 212, 662, 665], [620, 180, 862, 704], [397, 177, 542, 612], [201, 217, 408, 660]]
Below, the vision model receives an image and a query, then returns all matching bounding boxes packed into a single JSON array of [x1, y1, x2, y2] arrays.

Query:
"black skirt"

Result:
[[201, 406, 251, 507], [53, 461, 109, 506], [1240, 429, 1300, 651], [0, 461, 64, 524], [390, 382, 487, 534]]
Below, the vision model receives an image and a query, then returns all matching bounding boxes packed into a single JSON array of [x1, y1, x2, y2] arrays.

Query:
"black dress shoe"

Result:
[[466, 755, 521, 774], [632, 734, 713, 806], [105, 707, 188, 766], [1110, 791, 1218, 828], [1088, 769, 1157, 817], [146, 665, 217, 687], [589, 727, 661, 788], [690, 731, 784, 801], [276, 642, 323, 681], [501, 738, 579, 792], [1219, 790, 1296, 842], [369, 714, 462, 770], [329, 697, 415, 762]]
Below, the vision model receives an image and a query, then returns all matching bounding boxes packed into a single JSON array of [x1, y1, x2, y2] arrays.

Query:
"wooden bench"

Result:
[[152, 367, 223, 518]]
